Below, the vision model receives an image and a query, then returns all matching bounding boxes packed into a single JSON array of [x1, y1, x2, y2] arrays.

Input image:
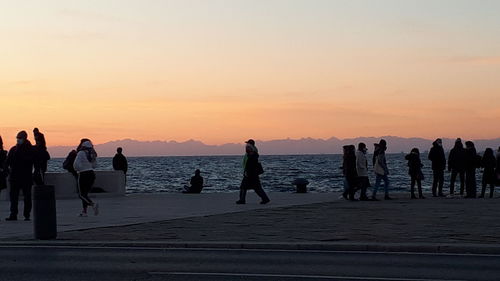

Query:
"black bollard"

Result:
[[33, 185, 57, 240]]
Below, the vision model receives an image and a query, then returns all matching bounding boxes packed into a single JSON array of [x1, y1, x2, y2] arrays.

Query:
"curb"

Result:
[[1, 241, 500, 254]]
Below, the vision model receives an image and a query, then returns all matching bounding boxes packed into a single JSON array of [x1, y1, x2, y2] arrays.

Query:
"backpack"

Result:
[[63, 150, 77, 171]]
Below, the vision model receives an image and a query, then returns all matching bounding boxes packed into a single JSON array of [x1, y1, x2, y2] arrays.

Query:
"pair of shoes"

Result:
[[79, 212, 88, 217], [260, 199, 270, 205], [419, 195, 426, 199], [411, 194, 417, 199], [236, 200, 246, 204], [24, 217, 30, 221], [384, 195, 393, 200], [5, 216, 17, 221], [359, 196, 369, 201], [438, 193, 445, 197], [92, 203, 99, 216], [349, 198, 359, 201], [479, 195, 484, 198]]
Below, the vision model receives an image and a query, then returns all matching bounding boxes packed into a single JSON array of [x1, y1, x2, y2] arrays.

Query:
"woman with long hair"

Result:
[[73, 139, 99, 216]]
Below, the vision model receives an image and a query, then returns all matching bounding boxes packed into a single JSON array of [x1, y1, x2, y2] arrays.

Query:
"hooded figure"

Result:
[[448, 138, 466, 195], [236, 139, 270, 205], [480, 148, 496, 198], [464, 141, 478, 198], [428, 138, 446, 197], [405, 148, 425, 199], [5, 131, 35, 221], [73, 139, 99, 217]]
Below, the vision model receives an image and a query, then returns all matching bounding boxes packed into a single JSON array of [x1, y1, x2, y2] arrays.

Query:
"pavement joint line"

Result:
[[148, 272, 467, 281]]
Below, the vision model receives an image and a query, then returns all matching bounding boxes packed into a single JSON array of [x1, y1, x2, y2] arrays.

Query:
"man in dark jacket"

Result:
[[428, 138, 446, 197], [6, 131, 35, 221], [448, 138, 466, 195], [112, 147, 128, 174]]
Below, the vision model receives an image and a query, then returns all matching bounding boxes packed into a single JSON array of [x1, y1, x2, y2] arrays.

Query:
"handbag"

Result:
[[374, 159, 385, 176], [256, 162, 264, 175]]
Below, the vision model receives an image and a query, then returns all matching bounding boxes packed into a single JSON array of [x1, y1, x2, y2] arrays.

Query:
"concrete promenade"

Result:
[[0, 192, 338, 240]]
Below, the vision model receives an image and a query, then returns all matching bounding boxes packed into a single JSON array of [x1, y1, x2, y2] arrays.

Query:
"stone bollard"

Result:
[[292, 178, 309, 193], [33, 185, 57, 240]]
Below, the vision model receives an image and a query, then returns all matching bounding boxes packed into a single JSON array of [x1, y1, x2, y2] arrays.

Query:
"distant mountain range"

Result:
[[47, 137, 500, 158]]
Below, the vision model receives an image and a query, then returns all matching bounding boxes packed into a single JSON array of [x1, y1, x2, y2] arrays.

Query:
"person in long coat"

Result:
[[428, 138, 446, 197], [405, 148, 425, 199], [480, 148, 496, 198]]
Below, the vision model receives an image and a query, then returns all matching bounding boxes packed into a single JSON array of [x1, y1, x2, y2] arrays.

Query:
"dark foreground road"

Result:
[[0, 246, 499, 281]]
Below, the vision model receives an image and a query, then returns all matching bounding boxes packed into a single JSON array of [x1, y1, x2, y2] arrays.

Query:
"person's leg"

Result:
[[490, 183, 494, 198], [22, 182, 32, 220], [8, 182, 20, 219], [450, 170, 457, 195], [383, 175, 390, 198], [360, 177, 368, 200], [254, 182, 270, 203], [417, 179, 424, 198], [480, 181, 486, 198], [78, 172, 94, 213], [410, 177, 416, 198], [372, 175, 381, 199], [459, 171, 465, 195], [432, 171, 438, 196], [237, 178, 248, 203], [342, 178, 349, 200], [438, 170, 444, 196]]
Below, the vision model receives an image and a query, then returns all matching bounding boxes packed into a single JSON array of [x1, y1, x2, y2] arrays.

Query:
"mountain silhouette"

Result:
[[47, 137, 500, 157]]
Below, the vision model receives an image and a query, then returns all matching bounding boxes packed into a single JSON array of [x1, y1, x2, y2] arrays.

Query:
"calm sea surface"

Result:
[[47, 154, 475, 194]]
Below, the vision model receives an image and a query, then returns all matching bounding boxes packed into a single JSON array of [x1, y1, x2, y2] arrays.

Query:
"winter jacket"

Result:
[[356, 150, 369, 177], [464, 147, 479, 170], [481, 153, 497, 185], [73, 141, 97, 173], [112, 153, 128, 173], [448, 146, 466, 172], [6, 141, 35, 182], [405, 153, 423, 179], [343, 153, 358, 179], [428, 142, 446, 171]]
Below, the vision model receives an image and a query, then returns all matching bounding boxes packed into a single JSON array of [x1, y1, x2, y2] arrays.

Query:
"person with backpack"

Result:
[[63, 149, 78, 179], [405, 148, 425, 199], [372, 139, 392, 200], [428, 138, 446, 197], [73, 139, 99, 217], [480, 148, 497, 198], [236, 139, 270, 205]]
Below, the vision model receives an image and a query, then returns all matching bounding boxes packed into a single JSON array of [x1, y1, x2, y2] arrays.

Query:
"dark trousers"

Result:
[[450, 170, 465, 195], [239, 177, 269, 202], [9, 180, 33, 219], [78, 171, 95, 209], [432, 170, 444, 196], [465, 169, 477, 198], [411, 177, 423, 197]]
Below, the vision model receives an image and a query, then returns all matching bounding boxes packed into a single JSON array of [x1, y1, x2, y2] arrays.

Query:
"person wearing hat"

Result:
[[183, 169, 204, 194], [448, 138, 466, 195], [372, 139, 392, 200], [236, 139, 270, 204], [428, 138, 446, 197], [5, 131, 36, 221]]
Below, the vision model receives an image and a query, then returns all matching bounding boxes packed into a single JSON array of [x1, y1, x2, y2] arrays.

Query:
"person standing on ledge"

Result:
[[113, 147, 128, 177], [236, 139, 270, 205], [32, 128, 50, 185], [372, 139, 392, 200], [405, 148, 425, 199], [428, 138, 446, 197], [464, 141, 479, 198], [448, 138, 466, 196], [5, 131, 35, 221], [479, 148, 496, 198], [74, 139, 99, 217]]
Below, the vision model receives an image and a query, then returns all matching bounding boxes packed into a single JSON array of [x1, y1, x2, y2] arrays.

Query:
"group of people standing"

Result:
[[342, 138, 500, 201]]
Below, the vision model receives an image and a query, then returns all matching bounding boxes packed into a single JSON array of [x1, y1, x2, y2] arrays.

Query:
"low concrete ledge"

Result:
[[0, 171, 126, 200]]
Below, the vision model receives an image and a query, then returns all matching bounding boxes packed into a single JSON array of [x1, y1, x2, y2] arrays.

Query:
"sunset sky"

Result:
[[1, 0, 499, 147]]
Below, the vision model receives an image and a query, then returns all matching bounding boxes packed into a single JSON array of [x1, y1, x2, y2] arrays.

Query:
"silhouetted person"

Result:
[[73, 139, 99, 217], [236, 139, 270, 205], [112, 147, 128, 174], [32, 128, 50, 185], [0, 136, 8, 192], [406, 148, 425, 199], [341, 145, 350, 200], [372, 139, 391, 200], [448, 138, 466, 195], [342, 145, 358, 201], [6, 131, 35, 221], [480, 148, 496, 198], [428, 138, 446, 197], [496, 147, 500, 186], [464, 141, 479, 198], [183, 169, 204, 194], [355, 143, 370, 201]]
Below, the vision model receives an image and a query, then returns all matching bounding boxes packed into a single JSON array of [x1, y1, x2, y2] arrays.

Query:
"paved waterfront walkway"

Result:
[[56, 194, 500, 246], [0, 192, 338, 240]]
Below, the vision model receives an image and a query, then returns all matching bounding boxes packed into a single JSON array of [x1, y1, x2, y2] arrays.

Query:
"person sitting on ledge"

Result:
[[183, 169, 204, 194]]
